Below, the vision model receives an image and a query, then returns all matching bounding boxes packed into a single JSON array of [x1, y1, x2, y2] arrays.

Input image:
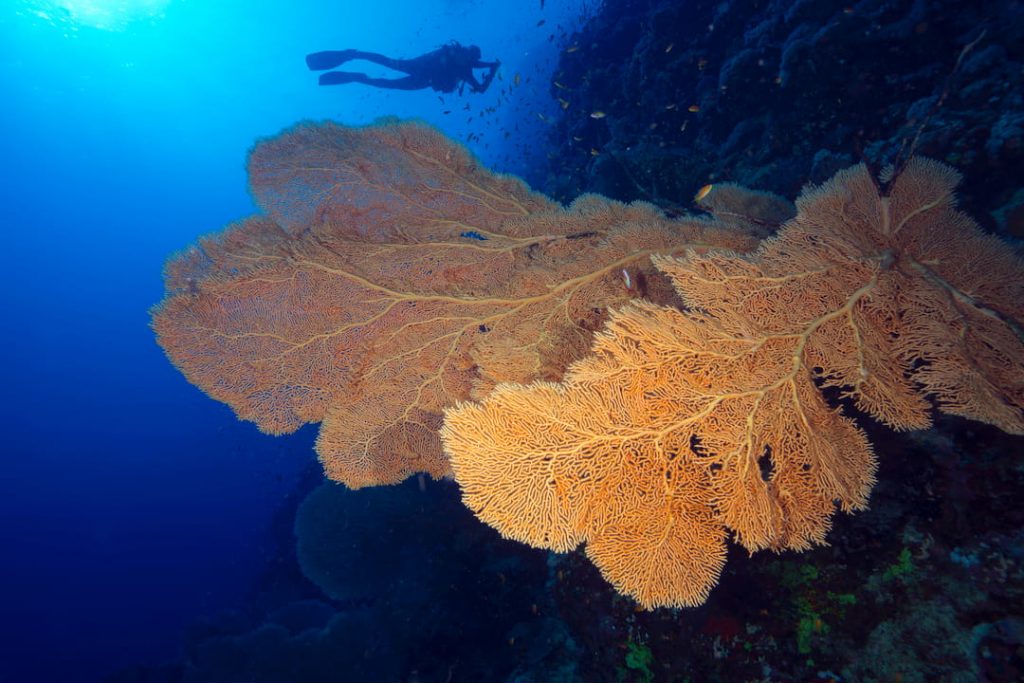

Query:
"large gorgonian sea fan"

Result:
[[151, 120, 765, 489], [442, 158, 1024, 610]]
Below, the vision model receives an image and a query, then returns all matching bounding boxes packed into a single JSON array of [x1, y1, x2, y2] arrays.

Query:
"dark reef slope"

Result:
[[545, 0, 1024, 240]]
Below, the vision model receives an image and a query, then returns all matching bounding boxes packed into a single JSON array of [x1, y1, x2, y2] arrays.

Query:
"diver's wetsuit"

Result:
[[306, 44, 499, 94]]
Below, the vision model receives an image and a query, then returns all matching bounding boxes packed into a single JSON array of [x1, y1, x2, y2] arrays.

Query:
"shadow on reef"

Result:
[[107, 474, 579, 683]]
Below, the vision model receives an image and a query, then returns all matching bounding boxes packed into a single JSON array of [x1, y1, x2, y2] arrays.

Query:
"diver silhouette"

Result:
[[306, 42, 500, 95]]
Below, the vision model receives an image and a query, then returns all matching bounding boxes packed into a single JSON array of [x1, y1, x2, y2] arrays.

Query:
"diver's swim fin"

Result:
[[318, 71, 363, 86], [305, 50, 358, 70]]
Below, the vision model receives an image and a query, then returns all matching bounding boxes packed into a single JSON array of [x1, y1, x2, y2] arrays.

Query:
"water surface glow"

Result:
[[24, 0, 173, 31]]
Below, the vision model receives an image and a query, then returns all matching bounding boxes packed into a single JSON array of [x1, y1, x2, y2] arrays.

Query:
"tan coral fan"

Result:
[[152, 121, 759, 488], [442, 158, 1024, 609]]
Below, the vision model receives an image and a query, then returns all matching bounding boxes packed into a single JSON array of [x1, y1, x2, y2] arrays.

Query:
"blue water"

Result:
[[0, 1, 596, 680]]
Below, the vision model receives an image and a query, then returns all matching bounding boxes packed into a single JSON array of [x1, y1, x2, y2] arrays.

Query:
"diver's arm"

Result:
[[476, 62, 498, 92], [464, 72, 485, 93]]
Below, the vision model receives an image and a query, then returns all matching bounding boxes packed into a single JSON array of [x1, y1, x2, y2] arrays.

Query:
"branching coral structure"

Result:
[[151, 121, 762, 488], [153, 120, 1021, 610], [442, 159, 1024, 609]]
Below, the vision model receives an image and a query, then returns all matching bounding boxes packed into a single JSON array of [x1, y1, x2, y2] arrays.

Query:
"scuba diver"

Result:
[[306, 42, 500, 95]]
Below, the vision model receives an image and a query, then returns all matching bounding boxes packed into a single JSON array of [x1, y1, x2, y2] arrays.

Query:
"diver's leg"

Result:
[[318, 71, 368, 86], [318, 72, 427, 90], [305, 50, 359, 70], [343, 51, 408, 72], [354, 75, 429, 90]]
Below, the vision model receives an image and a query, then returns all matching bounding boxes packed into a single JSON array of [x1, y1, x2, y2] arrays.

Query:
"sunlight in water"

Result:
[[26, 0, 172, 31]]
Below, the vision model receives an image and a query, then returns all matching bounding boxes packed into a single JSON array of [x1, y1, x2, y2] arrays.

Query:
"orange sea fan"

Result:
[[152, 120, 763, 489], [442, 158, 1024, 609]]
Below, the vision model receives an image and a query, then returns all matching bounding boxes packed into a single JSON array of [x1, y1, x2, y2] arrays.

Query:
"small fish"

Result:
[[514, 73, 521, 86], [559, 98, 570, 110], [665, 42, 674, 53], [566, 45, 579, 53], [536, 19, 545, 27], [590, 147, 600, 156], [665, 103, 677, 110], [572, 135, 583, 141], [590, 110, 606, 119], [553, 80, 567, 89], [694, 184, 713, 202], [688, 104, 701, 112], [443, 110, 451, 114], [537, 112, 548, 121]]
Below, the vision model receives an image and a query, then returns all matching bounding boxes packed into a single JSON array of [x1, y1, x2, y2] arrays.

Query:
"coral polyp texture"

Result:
[[151, 120, 760, 488], [442, 159, 1024, 609]]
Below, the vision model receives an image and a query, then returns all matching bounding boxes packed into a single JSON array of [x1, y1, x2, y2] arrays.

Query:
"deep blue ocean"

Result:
[[2, 2, 594, 681], [5, 1, 1024, 682]]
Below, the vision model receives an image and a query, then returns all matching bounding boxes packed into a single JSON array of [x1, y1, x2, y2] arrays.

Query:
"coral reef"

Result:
[[544, 0, 1024, 236], [132, 2, 1024, 680], [129, 15, 1024, 683], [155, 116, 1022, 612]]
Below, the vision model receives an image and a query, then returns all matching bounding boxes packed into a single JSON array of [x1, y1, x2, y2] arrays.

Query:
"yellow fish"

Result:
[[694, 184, 713, 202], [590, 110, 606, 119]]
